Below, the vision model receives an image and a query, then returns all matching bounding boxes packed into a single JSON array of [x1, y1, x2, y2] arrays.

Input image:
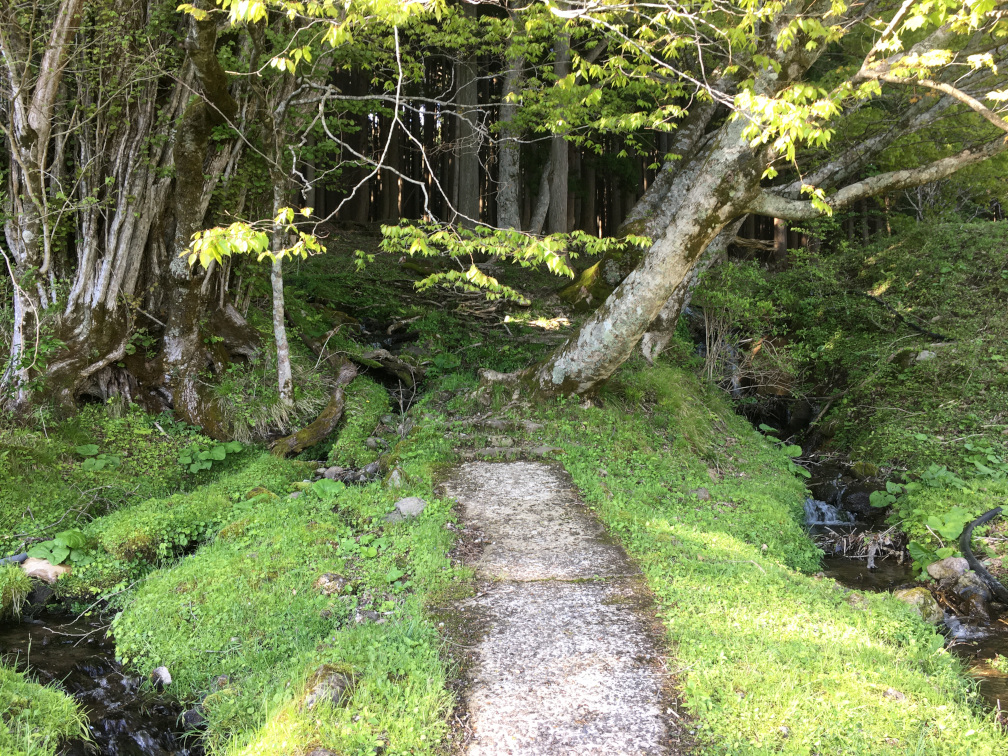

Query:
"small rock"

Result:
[[521, 420, 544, 433], [314, 573, 349, 596], [303, 666, 353, 711], [381, 414, 395, 425], [530, 445, 563, 458], [384, 511, 405, 524], [21, 558, 71, 584], [150, 666, 172, 690], [484, 419, 509, 430], [323, 466, 345, 480], [288, 491, 302, 500], [486, 435, 514, 448], [916, 350, 937, 362], [691, 487, 711, 501], [365, 436, 380, 450], [386, 467, 404, 489], [306, 750, 339, 756], [361, 461, 381, 479], [926, 556, 969, 581], [883, 687, 907, 702], [893, 587, 943, 624], [244, 486, 278, 500], [954, 570, 991, 602], [778, 726, 790, 738], [354, 609, 380, 624], [181, 707, 207, 730], [395, 496, 426, 517]]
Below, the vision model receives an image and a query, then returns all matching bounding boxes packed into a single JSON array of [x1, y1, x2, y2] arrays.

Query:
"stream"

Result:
[[0, 613, 200, 755], [808, 492, 1008, 711]]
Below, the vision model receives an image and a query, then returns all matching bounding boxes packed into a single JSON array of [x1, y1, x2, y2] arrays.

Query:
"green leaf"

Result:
[[782, 444, 803, 457], [210, 446, 227, 461], [179, 455, 193, 465], [75, 444, 100, 457], [386, 567, 405, 583], [27, 543, 54, 560], [312, 479, 344, 499], [224, 441, 243, 453], [365, 546, 378, 558], [50, 546, 70, 565], [56, 530, 87, 549]]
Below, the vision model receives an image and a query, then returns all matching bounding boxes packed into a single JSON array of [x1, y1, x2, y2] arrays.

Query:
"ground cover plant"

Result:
[[692, 220, 1008, 575], [0, 666, 88, 756], [2, 223, 1007, 754]]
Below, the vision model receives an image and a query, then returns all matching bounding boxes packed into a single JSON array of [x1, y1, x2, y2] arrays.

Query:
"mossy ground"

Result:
[[0, 666, 88, 756], [2, 226, 1006, 754]]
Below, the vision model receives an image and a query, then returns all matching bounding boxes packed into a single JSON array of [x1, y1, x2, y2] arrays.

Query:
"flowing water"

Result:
[[0, 614, 200, 755]]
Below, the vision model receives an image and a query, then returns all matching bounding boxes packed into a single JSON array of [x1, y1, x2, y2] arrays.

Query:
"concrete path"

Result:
[[442, 461, 682, 755]]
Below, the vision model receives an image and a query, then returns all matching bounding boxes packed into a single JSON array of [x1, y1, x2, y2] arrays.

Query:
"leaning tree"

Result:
[[526, 0, 1008, 393]]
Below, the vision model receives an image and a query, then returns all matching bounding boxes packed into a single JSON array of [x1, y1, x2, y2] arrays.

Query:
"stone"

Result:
[[303, 666, 353, 711], [181, 708, 206, 730], [394, 496, 426, 517], [288, 491, 302, 500], [244, 486, 278, 500], [883, 687, 907, 702], [322, 466, 345, 480], [916, 350, 937, 362], [150, 666, 172, 690], [484, 419, 509, 430], [353, 609, 380, 624], [530, 445, 563, 458], [361, 461, 381, 478], [306, 750, 339, 756], [386, 467, 404, 489], [21, 558, 70, 584], [691, 487, 711, 501], [521, 420, 544, 433], [314, 573, 348, 596], [486, 435, 514, 448], [365, 436, 379, 450], [381, 414, 395, 425], [893, 587, 943, 624], [926, 556, 969, 581], [954, 570, 991, 601]]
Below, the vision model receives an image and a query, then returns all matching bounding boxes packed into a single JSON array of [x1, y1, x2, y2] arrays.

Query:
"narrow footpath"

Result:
[[441, 461, 686, 755]]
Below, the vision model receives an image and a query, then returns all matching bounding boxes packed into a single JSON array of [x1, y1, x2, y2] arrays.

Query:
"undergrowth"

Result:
[[0, 666, 88, 756]]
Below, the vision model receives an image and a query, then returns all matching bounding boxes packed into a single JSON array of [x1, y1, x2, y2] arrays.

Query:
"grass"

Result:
[[0, 666, 88, 756], [0, 564, 32, 620]]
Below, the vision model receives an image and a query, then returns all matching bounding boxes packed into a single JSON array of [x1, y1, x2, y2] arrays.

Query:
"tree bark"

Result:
[[497, 47, 524, 230], [455, 27, 480, 228], [547, 34, 570, 234]]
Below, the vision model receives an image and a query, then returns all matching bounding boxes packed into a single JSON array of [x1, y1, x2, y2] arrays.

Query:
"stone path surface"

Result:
[[442, 461, 680, 755]]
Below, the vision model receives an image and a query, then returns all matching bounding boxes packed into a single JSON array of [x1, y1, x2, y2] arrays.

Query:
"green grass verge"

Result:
[[0, 666, 88, 756], [0, 564, 32, 620]]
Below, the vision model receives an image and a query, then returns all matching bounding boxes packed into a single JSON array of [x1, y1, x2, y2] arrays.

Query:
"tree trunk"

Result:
[[455, 35, 480, 228], [497, 49, 523, 230], [528, 156, 552, 235], [547, 34, 570, 234], [271, 184, 294, 406], [530, 118, 763, 393]]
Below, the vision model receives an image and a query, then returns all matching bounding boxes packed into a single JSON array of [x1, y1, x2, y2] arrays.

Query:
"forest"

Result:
[[2, 0, 1008, 754]]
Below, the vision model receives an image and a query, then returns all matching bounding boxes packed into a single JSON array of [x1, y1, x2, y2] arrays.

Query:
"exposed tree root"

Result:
[[271, 360, 358, 457]]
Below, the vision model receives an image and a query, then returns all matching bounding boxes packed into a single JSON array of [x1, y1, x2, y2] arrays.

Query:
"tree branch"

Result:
[[750, 137, 1008, 220]]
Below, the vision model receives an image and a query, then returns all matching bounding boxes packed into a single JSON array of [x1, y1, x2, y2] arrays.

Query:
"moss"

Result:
[[0, 665, 88, 756], [326, 377, 391, 468], [0, 565, 32, 621]]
